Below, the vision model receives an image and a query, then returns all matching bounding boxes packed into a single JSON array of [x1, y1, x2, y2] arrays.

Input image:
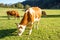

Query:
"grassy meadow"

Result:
[[0, 7, 60, 40]]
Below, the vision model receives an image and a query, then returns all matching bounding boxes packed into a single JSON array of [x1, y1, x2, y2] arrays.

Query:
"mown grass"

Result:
[[0, 7, 60, 40]]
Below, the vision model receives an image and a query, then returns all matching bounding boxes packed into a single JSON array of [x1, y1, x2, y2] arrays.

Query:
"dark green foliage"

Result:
[[15, 2, 24, 9], [22, 0, 60, 9], [24, 5, 31, 9]]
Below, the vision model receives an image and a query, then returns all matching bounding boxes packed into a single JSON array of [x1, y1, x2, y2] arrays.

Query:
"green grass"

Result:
[[0, 7, 60, 40]]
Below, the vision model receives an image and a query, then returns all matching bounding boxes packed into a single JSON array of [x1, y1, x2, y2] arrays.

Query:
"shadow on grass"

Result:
[[0, 29, 17, 39], [0, 16, 23, 20], [0, 16, 7, 18], [0, 16, 23, 18], [42, 15, 60, 18]]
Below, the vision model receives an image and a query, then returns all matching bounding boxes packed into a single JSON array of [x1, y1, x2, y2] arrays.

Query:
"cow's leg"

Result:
[[36, 21, 39, 30], [33, 22, 36, 29], [14, 15, 17, 21], [29, 29, 32, 35], [33, 21, 38, 29], [29, 24, 33, 35], [18, 17, 20, 21], [7, 15, 10, 20], [15, 16, 17, 19]]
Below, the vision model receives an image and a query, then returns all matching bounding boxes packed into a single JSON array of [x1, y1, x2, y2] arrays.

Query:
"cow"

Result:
[[42, 11, 46, 16], [6, 10, 20, 20], [16, 7, 42, 36]]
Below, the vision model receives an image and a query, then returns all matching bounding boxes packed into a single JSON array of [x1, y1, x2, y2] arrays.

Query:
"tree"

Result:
[[11, 4, 15, 8], [25, 5, 31, 9], [15, 2, 24, 9], [0, 3, 4, 7], [26, 0, 39, 1]]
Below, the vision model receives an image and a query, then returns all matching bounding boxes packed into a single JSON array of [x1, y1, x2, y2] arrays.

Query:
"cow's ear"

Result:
[[15, 23, 19, 26]]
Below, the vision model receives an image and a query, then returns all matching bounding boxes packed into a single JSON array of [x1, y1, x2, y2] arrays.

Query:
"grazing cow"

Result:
[[16, 7, 42, 36], [7, 10, 20, 20], [42, 11, 46, 16]]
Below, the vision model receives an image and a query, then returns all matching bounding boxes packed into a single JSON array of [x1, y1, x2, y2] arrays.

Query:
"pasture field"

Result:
[[0, 7, 60, 40]]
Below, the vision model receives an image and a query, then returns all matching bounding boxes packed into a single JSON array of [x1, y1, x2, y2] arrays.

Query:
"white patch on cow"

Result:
[[26, 10, 29, 13], [34, 8, 42, 22], [29, 8, 35, 15], [18, 25, 26, 36], [18, 25, 26, 28], [34, 18, 40, 21], [32, 22, 33, 24]]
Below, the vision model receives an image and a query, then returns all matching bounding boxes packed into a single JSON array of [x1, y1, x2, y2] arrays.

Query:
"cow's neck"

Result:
[[20, 13, 28, 25]]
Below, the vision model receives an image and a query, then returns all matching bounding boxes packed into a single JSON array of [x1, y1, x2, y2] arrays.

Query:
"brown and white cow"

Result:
[[42, 11, 46, 16], [7, 10, 20, 20], [16, 7, 42, 36]]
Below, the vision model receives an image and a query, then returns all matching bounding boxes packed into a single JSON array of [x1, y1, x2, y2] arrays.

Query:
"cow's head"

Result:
[[17, 16, 20, 18], [15, 23, 26, 36]]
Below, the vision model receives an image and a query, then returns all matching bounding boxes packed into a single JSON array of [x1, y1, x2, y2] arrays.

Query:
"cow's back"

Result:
[[26, 7, 42, 22], [32, 7, 42, 18], [7, 10, 15, 16]]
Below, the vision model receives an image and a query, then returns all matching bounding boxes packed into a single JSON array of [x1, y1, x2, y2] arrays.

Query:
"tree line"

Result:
[[0, 2, 31, 9], [0, 0, 60, 9]]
